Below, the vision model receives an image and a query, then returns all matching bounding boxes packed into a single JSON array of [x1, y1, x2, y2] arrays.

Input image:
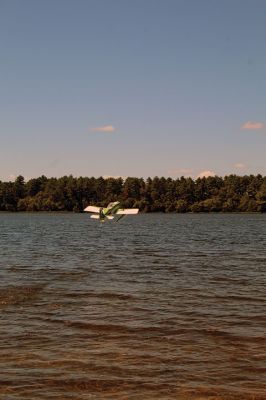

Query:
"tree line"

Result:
[[0, 174, 266, 213]]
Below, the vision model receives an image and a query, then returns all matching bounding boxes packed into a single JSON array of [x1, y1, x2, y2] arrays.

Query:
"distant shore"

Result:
[[1, 174, 266, 213]]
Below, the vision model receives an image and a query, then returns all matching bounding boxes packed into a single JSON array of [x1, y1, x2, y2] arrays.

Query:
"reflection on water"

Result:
[[0, 212, 266, 399]]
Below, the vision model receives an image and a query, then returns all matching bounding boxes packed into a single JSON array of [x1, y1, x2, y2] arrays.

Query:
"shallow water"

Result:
[[0, 212, 265, 399]]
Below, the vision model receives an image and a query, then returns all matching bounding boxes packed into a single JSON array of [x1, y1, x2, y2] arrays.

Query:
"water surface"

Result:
[[0, 213, 265, 399]]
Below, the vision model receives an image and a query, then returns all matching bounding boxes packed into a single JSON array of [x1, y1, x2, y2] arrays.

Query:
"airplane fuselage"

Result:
[[84, 201, 138, 222]]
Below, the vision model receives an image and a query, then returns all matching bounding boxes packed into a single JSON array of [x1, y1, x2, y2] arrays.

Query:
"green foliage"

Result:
[[0, 174, 266, 212]]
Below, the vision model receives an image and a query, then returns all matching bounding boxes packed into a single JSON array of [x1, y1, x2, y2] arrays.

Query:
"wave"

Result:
[[0, 285, 45, 306]]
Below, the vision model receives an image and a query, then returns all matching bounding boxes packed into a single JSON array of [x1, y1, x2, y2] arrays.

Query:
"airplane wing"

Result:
[[84, 205, 100, 213], [116, 208, 139, 215]]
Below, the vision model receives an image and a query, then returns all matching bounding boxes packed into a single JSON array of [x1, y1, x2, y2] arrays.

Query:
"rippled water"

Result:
[[0, 212, 265, 399]]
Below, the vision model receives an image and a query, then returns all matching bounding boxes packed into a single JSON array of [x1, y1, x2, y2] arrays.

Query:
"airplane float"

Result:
[[84, 201, 139, 222]]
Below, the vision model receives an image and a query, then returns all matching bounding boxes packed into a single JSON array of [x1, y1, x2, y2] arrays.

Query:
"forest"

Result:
[[0, 174, 266, 213]]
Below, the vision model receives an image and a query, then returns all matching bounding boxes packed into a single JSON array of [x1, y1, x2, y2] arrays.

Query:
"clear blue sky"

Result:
[[0, 0, 265, 181]]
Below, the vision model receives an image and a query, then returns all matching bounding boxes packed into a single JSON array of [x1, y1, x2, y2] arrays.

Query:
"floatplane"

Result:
[[84, 201, 139, 222]]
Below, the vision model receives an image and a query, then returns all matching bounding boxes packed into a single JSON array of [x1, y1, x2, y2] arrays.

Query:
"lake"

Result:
[[0, 213, 265, 399]]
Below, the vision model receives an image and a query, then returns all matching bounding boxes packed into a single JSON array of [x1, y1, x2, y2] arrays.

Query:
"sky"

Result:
[[0, 0, 266, 181]]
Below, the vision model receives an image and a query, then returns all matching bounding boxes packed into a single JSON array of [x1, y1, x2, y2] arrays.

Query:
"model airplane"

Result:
[[84, 201, 139, 222]]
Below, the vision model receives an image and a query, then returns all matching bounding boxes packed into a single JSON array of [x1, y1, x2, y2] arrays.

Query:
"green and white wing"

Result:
[[84, 205, 101, 213], [116, 208, 139, 215]]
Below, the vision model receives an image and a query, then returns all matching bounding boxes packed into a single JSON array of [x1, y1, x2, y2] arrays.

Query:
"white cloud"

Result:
[[167, 168, 193, 177], [197, 170, 216, 178], [241, 121, 264, 130], [8, 174, 16, 182], [90, 125, 116, 133], [234, 163, 246, 169]]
